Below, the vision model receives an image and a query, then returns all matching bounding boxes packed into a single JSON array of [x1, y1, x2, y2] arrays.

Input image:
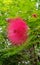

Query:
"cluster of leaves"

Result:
[[0, 0, 40, 65]]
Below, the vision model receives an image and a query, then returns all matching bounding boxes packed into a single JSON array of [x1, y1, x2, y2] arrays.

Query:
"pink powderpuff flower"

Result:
[[6, 17, 29, 46]]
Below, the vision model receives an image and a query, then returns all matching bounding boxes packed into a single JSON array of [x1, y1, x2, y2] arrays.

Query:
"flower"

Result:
[[6, 17, 29, 46]]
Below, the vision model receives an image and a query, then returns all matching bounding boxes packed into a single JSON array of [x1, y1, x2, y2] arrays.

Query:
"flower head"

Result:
[[6, 17, 29, 46]]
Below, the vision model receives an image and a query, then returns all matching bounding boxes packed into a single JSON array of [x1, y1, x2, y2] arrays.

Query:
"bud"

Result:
[[32, 14, 37, 18]]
